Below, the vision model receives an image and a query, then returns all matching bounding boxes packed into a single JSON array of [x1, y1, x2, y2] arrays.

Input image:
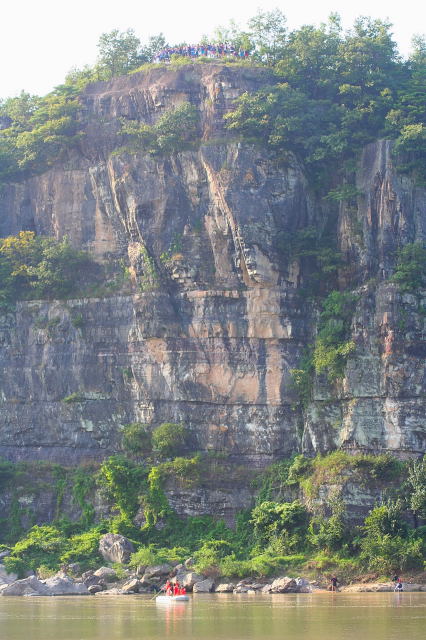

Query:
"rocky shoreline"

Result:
[[2, 567, 426, 597], [2, 534, 426, 597]]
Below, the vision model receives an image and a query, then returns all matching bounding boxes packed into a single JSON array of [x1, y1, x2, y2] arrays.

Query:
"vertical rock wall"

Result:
[[0, 65, 425, 466]]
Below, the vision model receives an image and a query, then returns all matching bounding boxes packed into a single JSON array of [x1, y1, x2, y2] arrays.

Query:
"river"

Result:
[[0, 592, 425, 640]]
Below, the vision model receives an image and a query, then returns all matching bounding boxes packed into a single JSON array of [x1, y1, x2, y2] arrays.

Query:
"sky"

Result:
[[1, 0, 425, 99]]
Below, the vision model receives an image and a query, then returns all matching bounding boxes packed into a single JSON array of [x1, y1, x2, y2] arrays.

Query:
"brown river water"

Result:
[[0, 592, 425, 640]]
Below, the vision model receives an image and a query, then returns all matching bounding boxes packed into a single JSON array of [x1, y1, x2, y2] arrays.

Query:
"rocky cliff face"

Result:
[[0, 64, 425, 471]]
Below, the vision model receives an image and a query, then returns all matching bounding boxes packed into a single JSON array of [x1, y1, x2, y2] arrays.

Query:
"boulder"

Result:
[[94, 567, 117, 581], [215, 583, 235, 593], [121, 578, 141, 594], [99, 534, 135, 564], [0, 564, 17, 586], [193, 578, 215, 593], [143, 564, 173, 579], [1, 576, 50, 596], [43, 576, 89, 595], [88, 584, 103, 595], [81, 570, 94, 580], [175, 571, 205, 590], [269, 577, 299, 593], [83, 574, 102, 588]]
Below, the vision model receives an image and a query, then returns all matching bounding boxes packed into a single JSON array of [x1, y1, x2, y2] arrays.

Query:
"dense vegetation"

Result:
[[0, 231, 97, 310], [1, 448, 425, 581]]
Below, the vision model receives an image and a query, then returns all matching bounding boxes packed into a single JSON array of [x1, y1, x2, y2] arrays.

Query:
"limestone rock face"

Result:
[[99, 533, 134, 564], [0, 64, 425, 503]]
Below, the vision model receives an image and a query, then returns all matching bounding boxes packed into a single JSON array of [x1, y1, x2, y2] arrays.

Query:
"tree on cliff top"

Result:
[[97, 29, 142, 79]]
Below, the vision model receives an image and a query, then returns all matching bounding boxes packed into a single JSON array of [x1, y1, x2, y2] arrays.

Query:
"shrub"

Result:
[[251, 500, 308, 547], [120, 102, 199, 155], [128, 544, 188, 568], [4, 525, 67, 576], [0, 232, 94, 309], [97, 455, 147, 520], [308, 511, 347, 551], [122, 423, 152, 456], [391, 243, 426, 291], [193, 540, 235, 575], [151, 423, 187, 458], [360, 534, 424, 573], [363, 502, 407, 539], [406, 456, 426, 521], [59, 529, 103, 569], [287, 455, 313, 486]]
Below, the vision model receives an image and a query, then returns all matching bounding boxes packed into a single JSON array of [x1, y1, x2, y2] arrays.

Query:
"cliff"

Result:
[[0, 63, 425, 475]]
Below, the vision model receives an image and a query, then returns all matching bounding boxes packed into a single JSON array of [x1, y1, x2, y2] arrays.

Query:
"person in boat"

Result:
[[173, 580, 180, 595], [165, 579, 172, 596], [179, 586, 186, 595]]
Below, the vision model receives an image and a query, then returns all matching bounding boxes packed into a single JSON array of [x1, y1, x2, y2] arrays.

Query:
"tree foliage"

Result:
[[120, 102, 199, 154], [97, 29, 142, 78], [391, 243, 426, 292], [0, 232, 94, 309], [151, 423, 187, 458]]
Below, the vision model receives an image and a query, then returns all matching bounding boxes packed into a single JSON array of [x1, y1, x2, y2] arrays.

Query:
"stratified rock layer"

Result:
[[0, 64, 425, 474]]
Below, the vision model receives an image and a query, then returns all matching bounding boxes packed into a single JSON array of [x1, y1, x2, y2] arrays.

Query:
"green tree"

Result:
[[275, 15, 342, 99], [251, 500, 308, 546], [138, 33, 168, 63], [391, 243, 426, 291], [97, 28, 141, 78], [247, 8, 287, 64]]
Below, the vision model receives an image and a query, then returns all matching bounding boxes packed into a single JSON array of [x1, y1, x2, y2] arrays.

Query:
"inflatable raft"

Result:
[[156, 595, 190, 603]]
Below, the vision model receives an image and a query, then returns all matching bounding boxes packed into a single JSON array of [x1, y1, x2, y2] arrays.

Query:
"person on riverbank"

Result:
[[394, 578, 403, 592], [330, 576, 339, 592]]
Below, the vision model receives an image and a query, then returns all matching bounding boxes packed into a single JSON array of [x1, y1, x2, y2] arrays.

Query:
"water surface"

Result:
[[0, 592, 425, 640]]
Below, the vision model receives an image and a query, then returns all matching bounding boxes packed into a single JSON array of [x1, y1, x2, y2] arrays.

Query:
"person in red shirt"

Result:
[[173, 580, 180, 595]]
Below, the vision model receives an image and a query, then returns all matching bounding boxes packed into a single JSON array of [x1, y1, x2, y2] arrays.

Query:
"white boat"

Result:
[[156, 595, 190, 603]]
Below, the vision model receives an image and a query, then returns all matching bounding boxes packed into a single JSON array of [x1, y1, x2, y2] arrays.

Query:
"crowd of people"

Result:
[[153, 43, 250, 63]]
